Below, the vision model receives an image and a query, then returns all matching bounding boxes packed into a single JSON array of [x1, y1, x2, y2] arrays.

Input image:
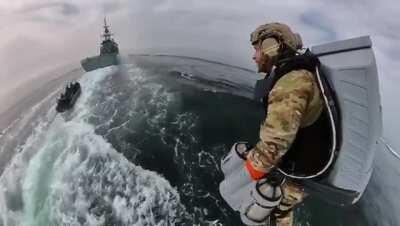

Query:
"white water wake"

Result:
[[0, 66, 184, 226]]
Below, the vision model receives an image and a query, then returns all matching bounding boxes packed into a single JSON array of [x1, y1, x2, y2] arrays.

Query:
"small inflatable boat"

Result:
[[56, 82, 81, 113], [220, 36, 382, 211]]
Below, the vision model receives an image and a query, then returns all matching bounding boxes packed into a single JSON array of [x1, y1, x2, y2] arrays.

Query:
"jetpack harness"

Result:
[[254, 49, 340, 180]]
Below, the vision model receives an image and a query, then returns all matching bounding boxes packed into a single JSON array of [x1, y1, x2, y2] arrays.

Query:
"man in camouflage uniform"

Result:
[[245, 23, 324, 226]]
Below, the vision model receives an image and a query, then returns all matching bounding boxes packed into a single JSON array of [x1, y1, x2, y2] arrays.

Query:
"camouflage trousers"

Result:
[[273, 180, 307, 226]]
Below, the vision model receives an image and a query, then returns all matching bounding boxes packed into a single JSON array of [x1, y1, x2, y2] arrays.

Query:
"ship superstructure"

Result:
[[80, 18, 120, 72]]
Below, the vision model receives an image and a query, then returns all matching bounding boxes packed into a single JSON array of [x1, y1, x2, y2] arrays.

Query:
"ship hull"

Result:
[[80, 53, 120, 72]]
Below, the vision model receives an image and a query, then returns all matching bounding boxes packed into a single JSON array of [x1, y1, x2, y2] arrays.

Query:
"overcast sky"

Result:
[[0, 0, 399, 147]]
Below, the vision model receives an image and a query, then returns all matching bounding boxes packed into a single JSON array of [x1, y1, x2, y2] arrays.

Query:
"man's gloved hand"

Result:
[[222, 142, 267, 181], [245, 151, 268, 180]]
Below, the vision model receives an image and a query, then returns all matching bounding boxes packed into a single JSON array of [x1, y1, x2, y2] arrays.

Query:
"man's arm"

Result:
[[248, 69, 315, 174]]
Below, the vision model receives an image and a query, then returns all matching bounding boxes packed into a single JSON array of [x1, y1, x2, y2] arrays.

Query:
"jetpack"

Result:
[[219, 36, 382, 224]]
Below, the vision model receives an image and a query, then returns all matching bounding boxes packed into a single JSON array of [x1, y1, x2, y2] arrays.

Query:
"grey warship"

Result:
[[80, 18, 119, 72]]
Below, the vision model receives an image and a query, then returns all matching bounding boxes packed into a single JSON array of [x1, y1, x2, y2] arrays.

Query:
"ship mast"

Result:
[[102, 17, 113, 41]]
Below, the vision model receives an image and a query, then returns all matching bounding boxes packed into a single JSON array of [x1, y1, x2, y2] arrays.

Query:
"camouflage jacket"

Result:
[[248, 69, 323, 173]]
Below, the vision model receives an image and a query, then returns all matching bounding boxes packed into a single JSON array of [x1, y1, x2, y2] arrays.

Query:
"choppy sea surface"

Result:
[[0, 55, 398, 226]]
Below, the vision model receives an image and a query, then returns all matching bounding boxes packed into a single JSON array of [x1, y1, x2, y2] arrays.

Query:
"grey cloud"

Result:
[[300, 10, 338, 41], [16, 2, 80, 24], [19, 2, 80, 16], [100, 1, 123, 14], [387, 49, 400, 60], [327, 0, 400, 40], [60, 3, 80, 16]]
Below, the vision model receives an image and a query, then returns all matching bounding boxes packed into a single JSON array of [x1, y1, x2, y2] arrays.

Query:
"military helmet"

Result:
[[250, 22, 303, 52]]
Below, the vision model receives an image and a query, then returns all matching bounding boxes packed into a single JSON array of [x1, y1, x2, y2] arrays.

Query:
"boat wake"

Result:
[[0, 66, 186, 226]]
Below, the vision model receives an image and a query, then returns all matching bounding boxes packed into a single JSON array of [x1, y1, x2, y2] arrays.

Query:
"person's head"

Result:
[[250, 22, 303, 74]]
